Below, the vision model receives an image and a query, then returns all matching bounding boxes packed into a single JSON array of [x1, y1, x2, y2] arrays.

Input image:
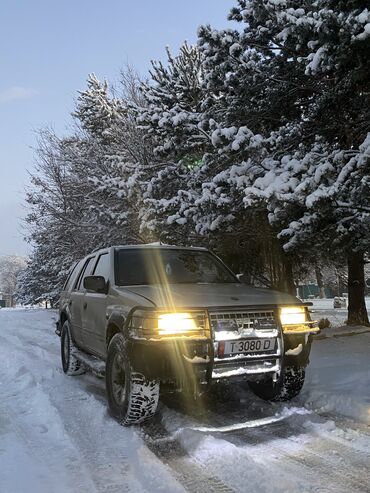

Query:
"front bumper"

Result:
[[127, 337, 212, 386], [127, 305, 315, 387]]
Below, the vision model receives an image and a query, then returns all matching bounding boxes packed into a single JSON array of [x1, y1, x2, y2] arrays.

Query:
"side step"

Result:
[[73, 349, 106, 377]]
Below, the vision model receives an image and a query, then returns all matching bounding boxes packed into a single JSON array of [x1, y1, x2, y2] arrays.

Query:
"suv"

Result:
[[57, 245, 318, 425]]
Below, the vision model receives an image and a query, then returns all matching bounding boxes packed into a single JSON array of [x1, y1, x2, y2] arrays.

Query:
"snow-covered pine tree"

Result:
[[138, 42, 206, 158], [135, 42, 210, 245], [74, 71, 156, 244], [228, 0, 370, 324], [136, 39, 300, 290]]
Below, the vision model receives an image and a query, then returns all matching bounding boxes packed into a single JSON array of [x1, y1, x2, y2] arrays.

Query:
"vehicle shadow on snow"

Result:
[[74, 371, 312, 450], [146, 382, 312, 449]]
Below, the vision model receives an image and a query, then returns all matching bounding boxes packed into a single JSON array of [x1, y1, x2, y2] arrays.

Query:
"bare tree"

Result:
[[0, 256, 27, 306]]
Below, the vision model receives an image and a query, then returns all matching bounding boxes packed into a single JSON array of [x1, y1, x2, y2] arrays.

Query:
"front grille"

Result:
[[209, 310, 276, 334]]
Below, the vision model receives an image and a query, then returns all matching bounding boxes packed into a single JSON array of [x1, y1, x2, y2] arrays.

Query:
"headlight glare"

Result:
[[280, 306, 306, 325], [158, 312, 198, 335]]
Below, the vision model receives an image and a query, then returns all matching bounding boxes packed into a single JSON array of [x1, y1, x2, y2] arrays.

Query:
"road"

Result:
[[0, 309, 369, 493]]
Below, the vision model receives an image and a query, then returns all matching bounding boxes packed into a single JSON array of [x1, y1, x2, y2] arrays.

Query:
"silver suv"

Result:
[[57, 245, 318, 425]]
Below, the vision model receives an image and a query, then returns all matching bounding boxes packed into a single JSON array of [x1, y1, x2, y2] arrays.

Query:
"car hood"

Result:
[[118, 283, 302, 309]]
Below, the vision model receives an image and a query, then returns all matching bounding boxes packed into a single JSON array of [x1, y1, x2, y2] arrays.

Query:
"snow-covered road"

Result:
[[1, 309, 370, 493]]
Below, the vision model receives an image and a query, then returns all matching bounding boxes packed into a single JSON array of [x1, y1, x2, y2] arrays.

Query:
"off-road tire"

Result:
[[248, 366, 305, 401], [61, 321, 85, 376], [106, 333, 159, 425]]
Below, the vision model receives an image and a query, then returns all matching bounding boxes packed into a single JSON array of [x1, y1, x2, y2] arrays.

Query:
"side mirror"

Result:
[[83, 276, 107, 294]]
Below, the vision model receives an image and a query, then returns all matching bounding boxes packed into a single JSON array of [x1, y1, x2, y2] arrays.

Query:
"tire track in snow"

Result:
[[142, 418, 236, 493], [230, 417, 370, 493], [144, 392, 370, 493]]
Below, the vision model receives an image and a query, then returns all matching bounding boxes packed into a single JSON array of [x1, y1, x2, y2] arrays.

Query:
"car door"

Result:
[[81, 252, 111, 357], [69, 256, 95, 348]]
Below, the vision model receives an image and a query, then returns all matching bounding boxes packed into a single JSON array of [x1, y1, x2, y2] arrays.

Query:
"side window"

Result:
[[93, 253, 110, 281], [73, 257, 94, 291], [63, 262, 79, 291]]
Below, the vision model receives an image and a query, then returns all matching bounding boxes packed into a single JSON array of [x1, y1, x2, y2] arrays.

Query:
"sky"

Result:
[[0, 0, 233, 257]]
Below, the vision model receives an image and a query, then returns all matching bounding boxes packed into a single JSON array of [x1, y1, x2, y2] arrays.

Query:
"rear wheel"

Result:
[[106, 333, 159, 425], [61, 321, 85, 376], [248, 366, 305, 401]]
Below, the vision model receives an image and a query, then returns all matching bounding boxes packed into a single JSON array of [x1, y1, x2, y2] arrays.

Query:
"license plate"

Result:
[[223, 338, 276, 356]]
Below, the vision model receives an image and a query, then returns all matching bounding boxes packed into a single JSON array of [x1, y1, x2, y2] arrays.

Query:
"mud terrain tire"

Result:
[[106, 333, 159, 425]]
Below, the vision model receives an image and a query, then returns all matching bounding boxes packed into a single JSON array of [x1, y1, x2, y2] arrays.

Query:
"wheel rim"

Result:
[[62, 331, 69, 367], [111, 353, 126, 405]]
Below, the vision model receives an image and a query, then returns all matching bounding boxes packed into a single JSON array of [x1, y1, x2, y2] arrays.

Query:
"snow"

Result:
[[1, 308, 370, 492], [154, 331, 370, 492], [357, 8, 370, 24], [189, 407, 311, 433], [285, 343, 302, 356], [183, 355, 210, 363], [355, 22, 370, 41], [307, 297, 370, 328], [212, 362, 280, 379], [0, 309, 184, 493], [303, 333, 370, 424], [305, 46, 326, 74]]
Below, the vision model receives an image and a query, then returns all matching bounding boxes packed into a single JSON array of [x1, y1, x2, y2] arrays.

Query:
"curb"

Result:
[[314, 327, 370, 340]]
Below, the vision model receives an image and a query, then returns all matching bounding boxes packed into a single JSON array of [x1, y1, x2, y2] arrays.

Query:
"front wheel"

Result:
[[106, 334, 159, 425], [248, 366, 305, 401]]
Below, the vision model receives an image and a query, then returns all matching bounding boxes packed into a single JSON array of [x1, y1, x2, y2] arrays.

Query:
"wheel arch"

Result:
[[60, 310, 68, 326], [106, 323, 121, 347], [106, 312, 127, 347]]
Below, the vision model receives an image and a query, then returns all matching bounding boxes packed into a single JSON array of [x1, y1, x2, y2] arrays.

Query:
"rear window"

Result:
[[115, 248, 237, 286]]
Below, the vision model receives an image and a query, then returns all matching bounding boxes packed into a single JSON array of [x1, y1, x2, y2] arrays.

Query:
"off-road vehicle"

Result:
[[56, 245, 318, 425]]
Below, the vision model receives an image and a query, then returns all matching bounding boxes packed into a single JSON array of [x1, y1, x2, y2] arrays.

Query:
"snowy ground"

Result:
[[1, 309, 370, 493]]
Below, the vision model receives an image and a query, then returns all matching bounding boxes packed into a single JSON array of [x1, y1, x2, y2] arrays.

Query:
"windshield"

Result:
[[115, 248, 238, 286]]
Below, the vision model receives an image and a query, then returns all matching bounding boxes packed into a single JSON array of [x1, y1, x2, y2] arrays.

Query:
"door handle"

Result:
[[83, 302, 87, 310]]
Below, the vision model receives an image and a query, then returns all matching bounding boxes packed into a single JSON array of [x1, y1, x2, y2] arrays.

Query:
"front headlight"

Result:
[[130, 310, 207, 338], [280, 306, 306, 326], [158, 312, 198, 335]]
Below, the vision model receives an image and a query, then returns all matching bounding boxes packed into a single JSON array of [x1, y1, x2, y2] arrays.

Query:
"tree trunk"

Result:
[[315, 266, 326, 299], [280, 257, 296, 296], [347, 251, 369, 326]]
